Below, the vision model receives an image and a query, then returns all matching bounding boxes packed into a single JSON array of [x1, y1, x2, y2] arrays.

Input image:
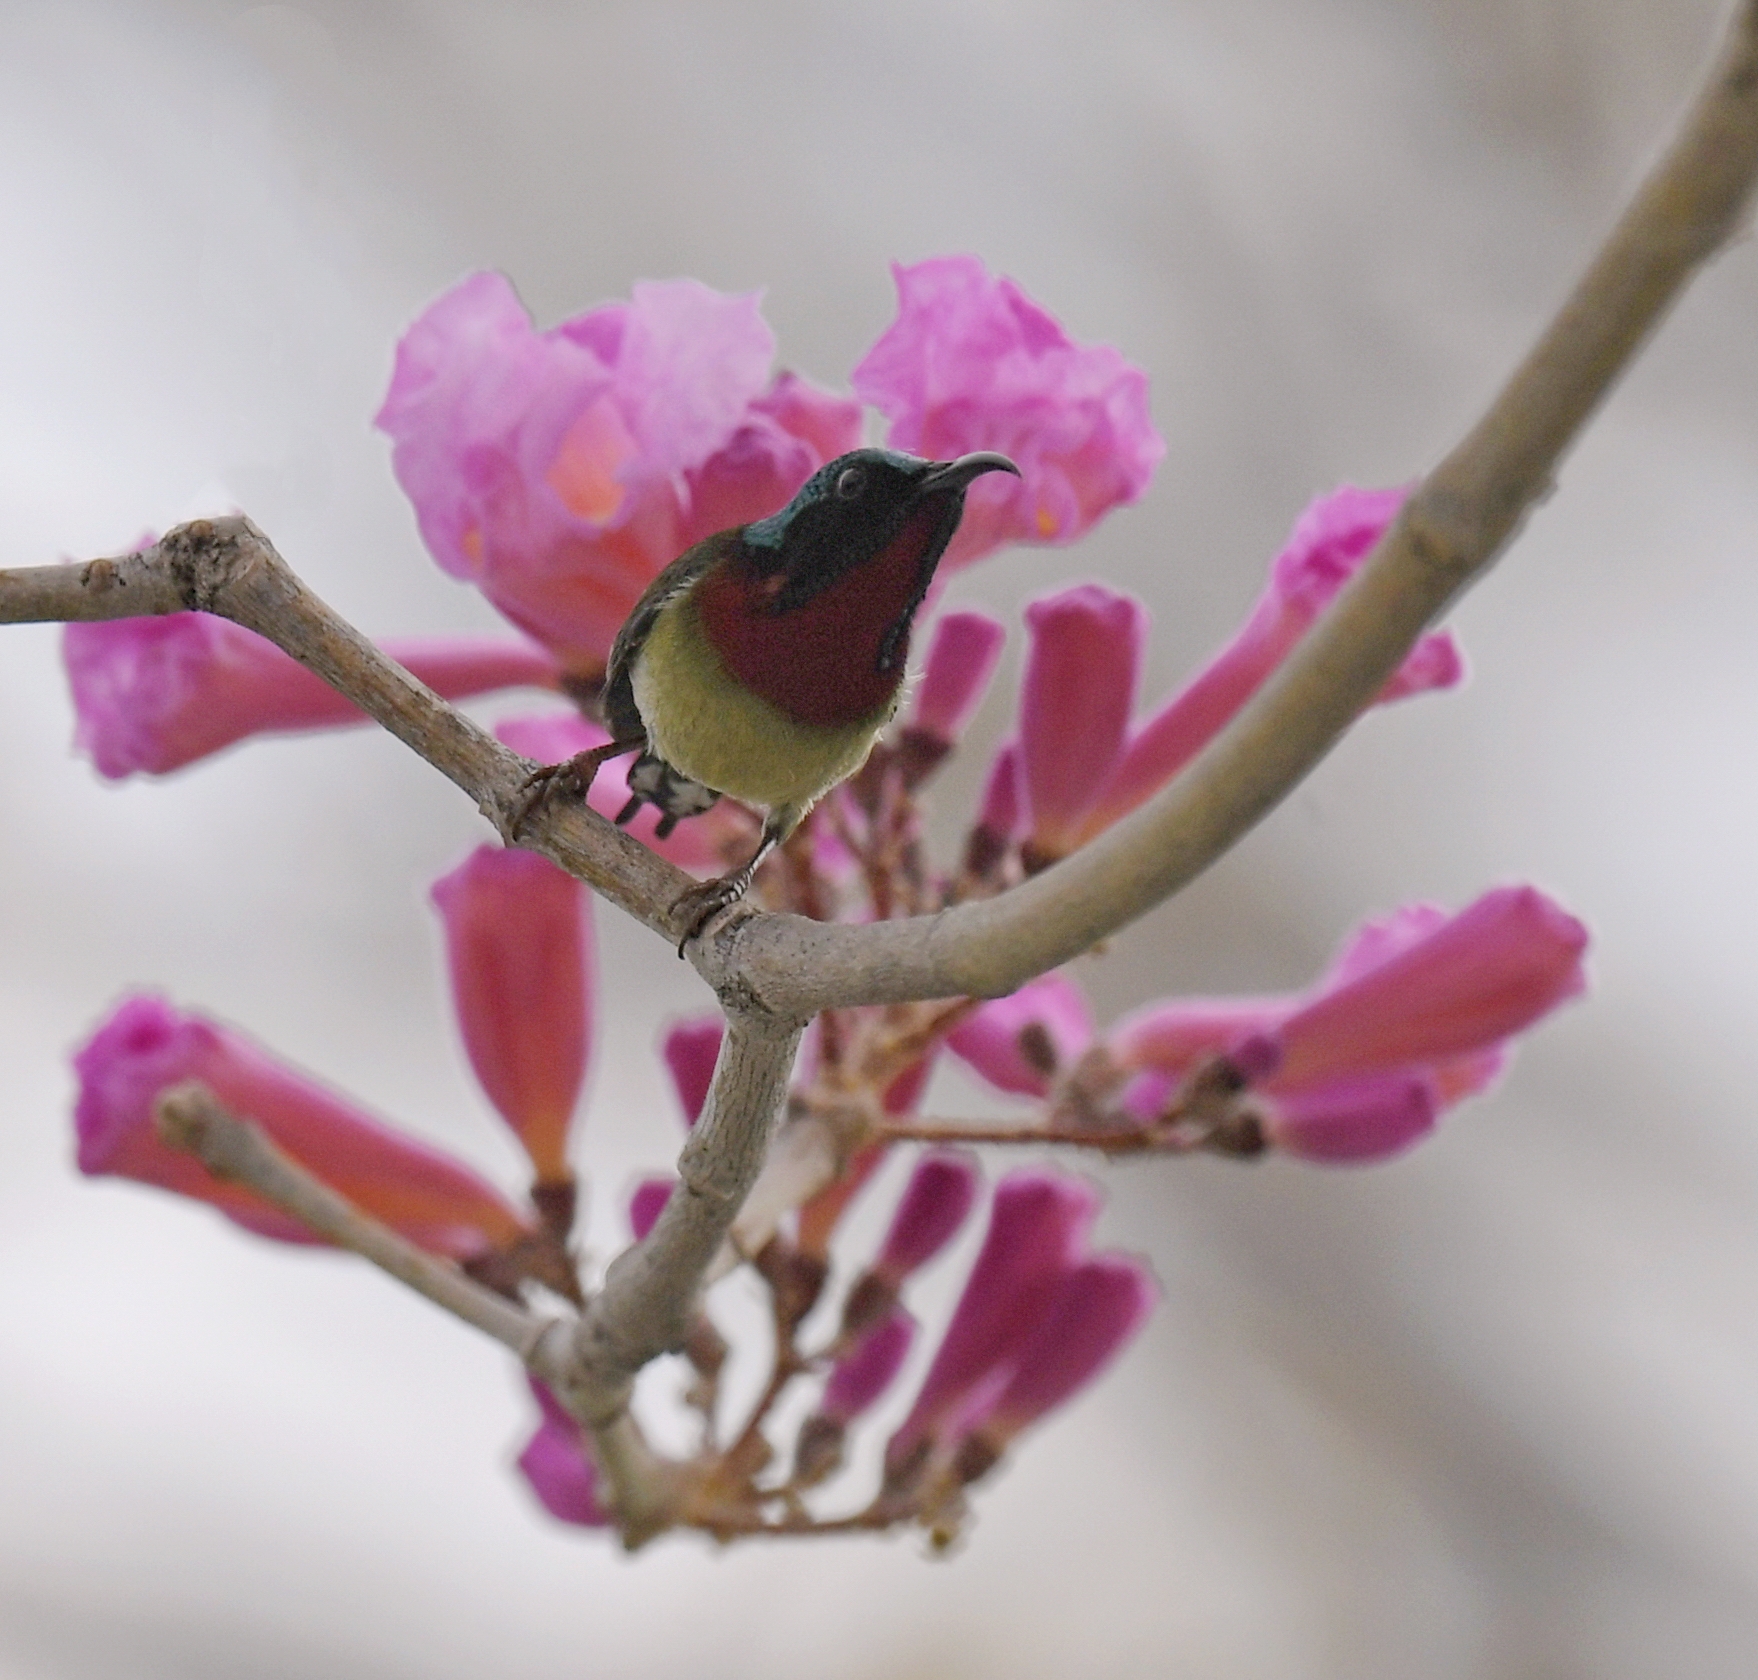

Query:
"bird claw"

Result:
[[505, 739, 641, 842], [671, 874, 752, 956]]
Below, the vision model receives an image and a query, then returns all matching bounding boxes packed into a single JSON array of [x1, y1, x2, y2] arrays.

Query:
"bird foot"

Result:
[[506, 738, 641, 841], [671, 871, 755, 956]]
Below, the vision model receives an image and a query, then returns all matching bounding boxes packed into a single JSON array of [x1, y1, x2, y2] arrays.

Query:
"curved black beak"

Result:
[[917, 451, 1022, 494]]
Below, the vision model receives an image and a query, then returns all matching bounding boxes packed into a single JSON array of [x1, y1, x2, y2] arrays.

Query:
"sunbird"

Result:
[[525, 447, 1019, 943]]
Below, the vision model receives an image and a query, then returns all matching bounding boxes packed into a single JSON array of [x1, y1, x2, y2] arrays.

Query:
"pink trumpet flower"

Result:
[[377, 271, 860, 676], [73, 995, 528, 1256], [1070, 485, 1463, 847], [516, 1379, 610, 1528], [958, 1254, 1155, 1468], [886, 1169, 1100, 1480], [64, 615, 558, 780], [430, 846, 593, 1185], [907, 610, 1007, 750], [628, 1176, 676, 1240], [1016, 585, 1147, 863], [1240, 886, 1589, 1092], [852, 255, 1163, 570]]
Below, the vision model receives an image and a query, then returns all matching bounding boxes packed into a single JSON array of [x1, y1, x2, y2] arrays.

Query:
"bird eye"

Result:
[[835, 465, 866, 500]]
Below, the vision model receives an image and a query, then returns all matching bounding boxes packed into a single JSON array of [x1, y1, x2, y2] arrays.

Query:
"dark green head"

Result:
[[738, 447, 1019, 613]]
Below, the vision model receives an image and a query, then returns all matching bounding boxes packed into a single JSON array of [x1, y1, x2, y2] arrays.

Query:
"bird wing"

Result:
[[602, 533, 729, 743]]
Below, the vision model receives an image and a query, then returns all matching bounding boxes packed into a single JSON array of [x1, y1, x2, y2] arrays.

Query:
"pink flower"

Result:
[[516, 1379, 610, 1528], [886, 1168, 1100, 1479], [1074, 486, 1464, 844], [1258, 1073, 1437, 1163], [907, 610, 1007, 749], [376, 271, 858, 675], [1108, 888, 1587, 1161], [1244, 887, 1588, 1092], [628, 1176, 675, 1240], [1016, 585, 1147, 863], [946, 972, 1095, 1098], [961, 1254, 1155, 1454], [495, 710, 751, 874], [64, 615, 558, 780], [874, 1150, 980, 1283], [430, 846, 592, 1185], [824, 1307, 917, 1425], [661, 1017, 723, 1127], [852, 255, 1163, 570], [73, 995, 528, 1256]]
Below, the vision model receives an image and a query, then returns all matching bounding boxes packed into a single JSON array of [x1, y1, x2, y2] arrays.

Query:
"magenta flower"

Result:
[[661, 1017, 723, 1127], [960, 1254, 1155, 1458], [376, 271, 859, 675], [946, 972, 1095, 1098], [1106, 887, 1587, 1160], [430, 846, 592, 1185], [495, 711, 750, 874], [906, 610, 1007, 750], [852, 255, 1163, 570], [64, 615, 558, 780], [73, 995, 529, 1256], [1074, 485, 1464, 843], [885, 1168, 1100, 1480], [1258, 1073, 1438, 1163], [516, 1379, 610, 1528], [1015, 585, 1148, 863], [1244, 886, 1588, 1092], [874, 1150, 980, 1283], [824, 1307, 917, 1423]]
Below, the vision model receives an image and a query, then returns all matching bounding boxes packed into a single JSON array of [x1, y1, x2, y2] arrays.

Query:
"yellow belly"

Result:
[[631, 592, 897, 817]]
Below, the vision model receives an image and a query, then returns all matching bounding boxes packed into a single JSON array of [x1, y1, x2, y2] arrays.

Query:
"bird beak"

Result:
[[917, 451, 1022, 494]]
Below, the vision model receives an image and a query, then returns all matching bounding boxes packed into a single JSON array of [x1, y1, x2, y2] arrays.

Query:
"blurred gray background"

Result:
[[3, 2, 1756, 1676]]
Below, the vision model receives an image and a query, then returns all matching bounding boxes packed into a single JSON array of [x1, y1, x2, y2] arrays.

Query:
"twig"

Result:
[[153, 1081, 545, 1356]]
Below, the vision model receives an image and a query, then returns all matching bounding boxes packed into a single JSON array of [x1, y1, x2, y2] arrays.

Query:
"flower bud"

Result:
[[431, 846, 591, 1185]]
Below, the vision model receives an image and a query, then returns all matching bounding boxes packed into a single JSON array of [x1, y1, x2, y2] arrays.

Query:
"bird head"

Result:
[[739, 448, 1020, 618]]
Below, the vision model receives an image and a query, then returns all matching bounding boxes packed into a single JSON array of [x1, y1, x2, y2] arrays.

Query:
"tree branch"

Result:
[[533, 1007, 806, 1425]]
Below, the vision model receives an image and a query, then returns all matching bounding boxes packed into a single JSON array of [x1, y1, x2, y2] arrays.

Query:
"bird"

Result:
[[520, 446, 1020, 946]]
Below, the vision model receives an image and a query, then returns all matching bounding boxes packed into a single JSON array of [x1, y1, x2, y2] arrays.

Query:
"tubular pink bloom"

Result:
[[823, 1307, 917, 1423], [1261, 1073, 1438, 1163], [1075, 485, 1464, 842], [430, 846, 592, 1184], [946, 972, 1095, 1098], [966, 1255, 1156, 1448], [852, 255, 1163, 570], [495, 711, 751, 873], [1017, 585, 1147, 863], [1246, 886, 1589, 1092], [886, 1168, 1100, 1476], [73, 995, 528, 1256], [628, 1175, 675, 1240], [908, 611, 1007, 748], [377, 271, 854, 676], [661, 1017, 723, 1127], [976, 742, 1022, 840], [516, 1379, 610, 1528], [64, 615, 558, 781], [875, 1150, 980, 1284]]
